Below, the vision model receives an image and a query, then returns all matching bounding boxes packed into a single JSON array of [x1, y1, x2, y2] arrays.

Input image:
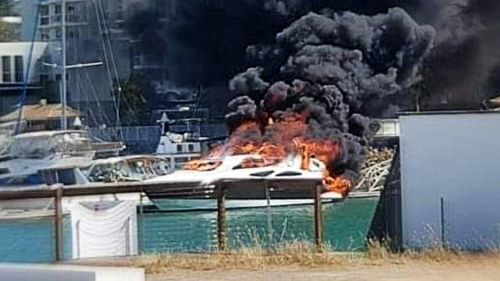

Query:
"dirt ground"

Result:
[[147, 259, 500, 281]]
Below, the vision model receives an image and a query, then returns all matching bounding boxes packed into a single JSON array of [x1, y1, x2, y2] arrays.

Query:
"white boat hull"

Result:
[[152, 197, 342, 212]]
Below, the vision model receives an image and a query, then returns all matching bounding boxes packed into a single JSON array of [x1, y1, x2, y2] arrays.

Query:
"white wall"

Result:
[[400, 112, 500, 250], [0, 42, 47, 83]]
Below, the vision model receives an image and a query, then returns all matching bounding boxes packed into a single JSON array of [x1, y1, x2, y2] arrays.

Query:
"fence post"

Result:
[[217, 183, 227, 251], [440, 197, 446, 248], [54, 185, 63, 262], [265, 183, 273, 245], [313, 184, 323, 251], [138, 193, 144, 254]]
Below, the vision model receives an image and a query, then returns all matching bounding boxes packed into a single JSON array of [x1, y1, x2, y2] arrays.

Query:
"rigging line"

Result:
[[15, 0, 41, 135], [96, 0, 145, 134], [92, 0, 119, 139], [96, 0, 120, 86], [96, 0, 124, 139], [84, 71, 113, 130], [99, 0, 146, 128], [91, 0, 113, 87], [81, 72, 101, 128], [70, 28, 82, 111]]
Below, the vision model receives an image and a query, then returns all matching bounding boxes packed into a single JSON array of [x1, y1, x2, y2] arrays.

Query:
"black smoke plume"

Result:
[[414, 0, 500, 109], [127, 0, 500, 111], [226, 8, 434, 182]]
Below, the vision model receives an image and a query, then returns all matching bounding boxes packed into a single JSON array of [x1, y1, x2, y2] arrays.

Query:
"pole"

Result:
[[440, 197, 445, 248], [139, 192, 144, 254], [216, 184, 226, 251], [54, 185, 63, 262], [313, 184, 323, 251], [61, 0, 67, 130], [265, 183, 273, 245]]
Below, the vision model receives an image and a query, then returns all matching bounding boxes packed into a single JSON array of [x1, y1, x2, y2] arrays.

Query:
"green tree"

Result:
[[0, 22, 16, 42], [0, 0, 17, 42], [112, 75, 149, 126]]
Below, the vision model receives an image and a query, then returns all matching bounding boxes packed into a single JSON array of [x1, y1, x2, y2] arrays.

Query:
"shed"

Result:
[[399, 111, 500, 250]]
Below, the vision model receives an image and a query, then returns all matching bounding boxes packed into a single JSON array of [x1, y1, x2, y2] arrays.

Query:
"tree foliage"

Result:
[[112, 75, 149, 125], [0, 0, 17, 42], [0, 22, 16, 42]]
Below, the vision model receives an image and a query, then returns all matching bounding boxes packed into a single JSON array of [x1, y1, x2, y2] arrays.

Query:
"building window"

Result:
[[116, 0, 124, 20], [14, 56, 24, 83], [54, 4, 62, 15], [40, 6, 49, 16], [40, 74, 49, 83], [188, 144, 194, 152], [41, 31, 50, 41], [2, 56, 11, 83], [176, 144, 183, 153], [68, 29, 80, 38], [40, 5, 50, 26]]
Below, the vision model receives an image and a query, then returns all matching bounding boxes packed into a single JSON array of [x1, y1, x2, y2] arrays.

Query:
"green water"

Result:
[[0, 197, 378, 262]]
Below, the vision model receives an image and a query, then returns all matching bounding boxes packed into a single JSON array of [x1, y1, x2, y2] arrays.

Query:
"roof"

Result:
[[0, 103, 82, 122], [398, 110, 500, 116]]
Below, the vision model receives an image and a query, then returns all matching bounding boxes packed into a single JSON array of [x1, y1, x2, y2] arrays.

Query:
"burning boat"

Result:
[[147, 153, 345, 211], [147, 8, 434, 210], [146, 113, 352, 211]]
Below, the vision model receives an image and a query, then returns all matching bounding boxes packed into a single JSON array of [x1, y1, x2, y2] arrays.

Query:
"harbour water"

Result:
[[0, 197, 378, 263]]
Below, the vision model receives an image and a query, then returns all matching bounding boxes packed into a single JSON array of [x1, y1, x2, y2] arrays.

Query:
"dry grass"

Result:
[[134, 242, 354, 273], [75, 240, 500, 274], [110, 241, 500, 274]]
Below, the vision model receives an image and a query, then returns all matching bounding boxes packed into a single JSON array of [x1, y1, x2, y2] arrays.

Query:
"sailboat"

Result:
[[0, 0, 129, 217]]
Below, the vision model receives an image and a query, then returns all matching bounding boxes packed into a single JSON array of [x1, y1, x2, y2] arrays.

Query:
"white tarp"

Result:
[[71, 201, 138, 259]]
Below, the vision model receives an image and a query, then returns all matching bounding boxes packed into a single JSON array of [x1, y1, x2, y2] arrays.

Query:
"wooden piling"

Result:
[[216, 184, 227, 251], [54, 185, 63, 262], [313, 184, 323, 251]]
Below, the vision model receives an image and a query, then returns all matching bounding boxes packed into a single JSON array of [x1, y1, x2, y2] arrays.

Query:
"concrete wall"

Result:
[[400, 112, 500, 250]]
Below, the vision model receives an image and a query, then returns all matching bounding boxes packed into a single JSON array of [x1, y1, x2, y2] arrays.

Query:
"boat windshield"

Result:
[[87, 157, 172, 182], [128, 158, 172, 179], [88, 161, 134, 182], [11, 131, 92, 159]]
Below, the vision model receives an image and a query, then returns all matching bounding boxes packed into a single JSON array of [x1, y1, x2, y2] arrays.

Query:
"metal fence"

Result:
[[368, 146, 402, 250], [89, 124, 228, 154]]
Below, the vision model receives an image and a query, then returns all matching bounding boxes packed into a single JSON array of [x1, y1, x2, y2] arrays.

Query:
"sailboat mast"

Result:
[[61, 0, 67, 130]]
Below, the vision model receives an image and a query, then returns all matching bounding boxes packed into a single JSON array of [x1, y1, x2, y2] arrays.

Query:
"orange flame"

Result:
[[184, 112, 352, 195]]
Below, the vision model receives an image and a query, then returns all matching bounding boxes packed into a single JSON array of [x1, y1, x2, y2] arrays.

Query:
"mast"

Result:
[[61, 0, 67, 130]]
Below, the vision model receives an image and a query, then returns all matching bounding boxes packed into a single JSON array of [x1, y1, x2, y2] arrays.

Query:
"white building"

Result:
[[14, 0, 127, 126], [0, 41, 48, 113], [0, 41, 47, 84]]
